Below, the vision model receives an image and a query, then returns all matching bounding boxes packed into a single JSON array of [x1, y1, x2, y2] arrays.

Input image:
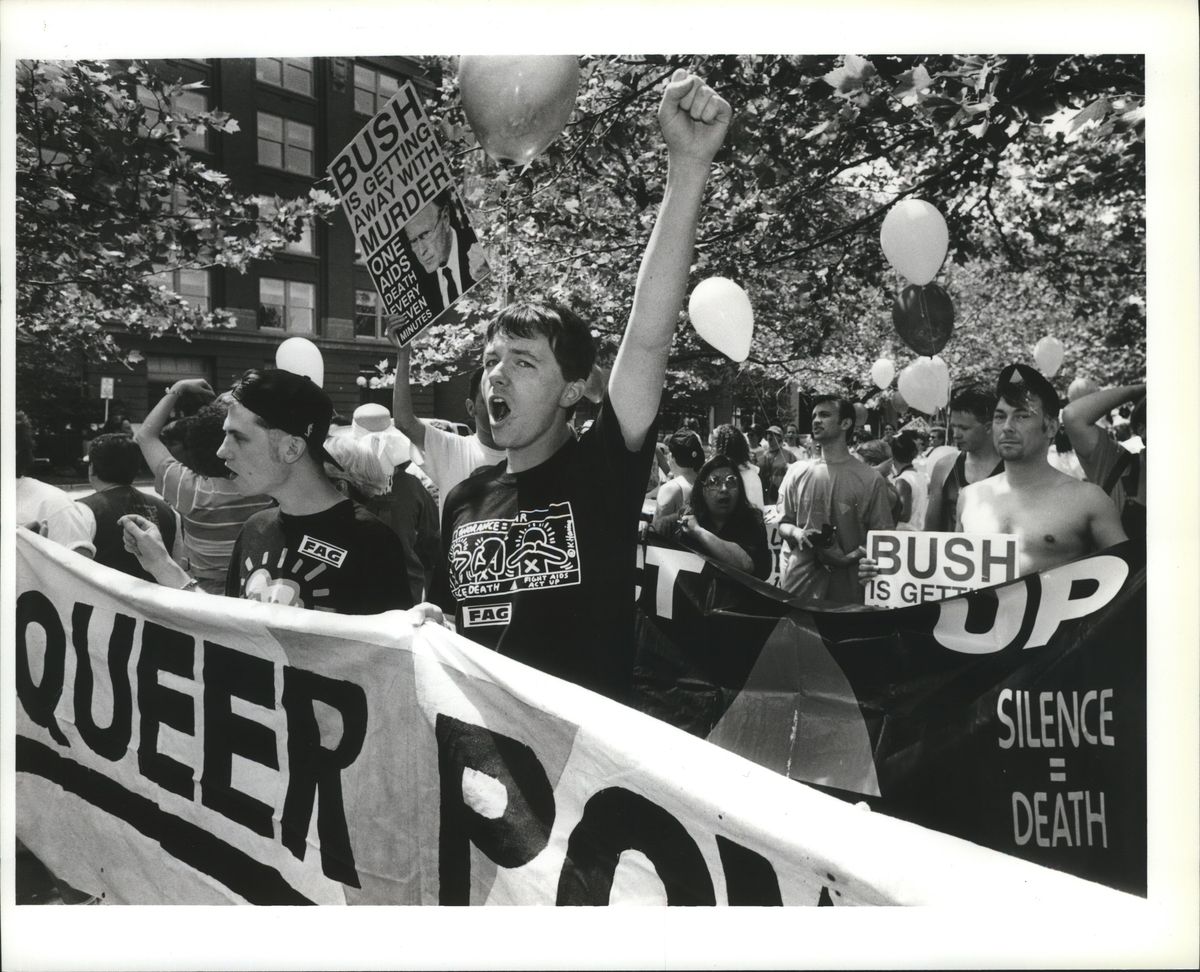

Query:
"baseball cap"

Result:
[[996, 363, 1061, 416], [765, 425, 784, 436], [231, 368, 343, 470]]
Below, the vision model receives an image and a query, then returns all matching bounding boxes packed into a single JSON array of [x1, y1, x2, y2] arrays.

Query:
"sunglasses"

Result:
[[701, 474, 741, 491]]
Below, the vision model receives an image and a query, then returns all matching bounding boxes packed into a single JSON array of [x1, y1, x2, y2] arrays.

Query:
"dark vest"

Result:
[[938, 452, 1004, 531], [77, 486, 177, 583]]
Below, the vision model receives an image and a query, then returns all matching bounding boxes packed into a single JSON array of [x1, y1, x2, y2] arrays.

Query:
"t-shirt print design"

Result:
[[447, 502, 581, 601], [240, 541, 336, 609]]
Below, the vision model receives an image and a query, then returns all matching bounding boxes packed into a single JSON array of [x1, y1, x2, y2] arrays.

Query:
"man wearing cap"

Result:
[[123, 368, 415, 613], [961, 365, 1128, 575], [134, 380, 275, 593], [757, 425, 792, 505]]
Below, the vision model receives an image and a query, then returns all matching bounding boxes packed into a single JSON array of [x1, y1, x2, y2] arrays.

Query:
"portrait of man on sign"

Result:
[[402, 187, 490, 318]]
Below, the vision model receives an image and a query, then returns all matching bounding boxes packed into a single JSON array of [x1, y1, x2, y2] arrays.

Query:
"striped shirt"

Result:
[[154, 457, 275, 590]]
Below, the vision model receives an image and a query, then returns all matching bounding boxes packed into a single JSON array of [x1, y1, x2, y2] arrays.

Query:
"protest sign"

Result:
[[634, 533, 1147, 895], [329, 81, 489, 347], [14, 529, 1132, 907], [863, 529, 1020, 607]]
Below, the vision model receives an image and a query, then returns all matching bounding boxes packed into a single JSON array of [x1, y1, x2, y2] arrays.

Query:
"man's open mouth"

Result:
[[489, 396, 511, 422]]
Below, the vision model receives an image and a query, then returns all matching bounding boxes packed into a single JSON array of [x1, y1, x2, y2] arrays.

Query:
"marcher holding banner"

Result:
[[123, 368, 417, 613], [424, 70, 732, 703]]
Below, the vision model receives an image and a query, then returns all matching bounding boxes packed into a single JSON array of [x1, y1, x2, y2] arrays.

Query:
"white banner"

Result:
[[15, 529, 1130, 906], [864, 529, 1020, 608]]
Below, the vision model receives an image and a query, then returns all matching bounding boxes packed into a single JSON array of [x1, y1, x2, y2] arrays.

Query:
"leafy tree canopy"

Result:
[[403, 53, 1144, 415], [16, 58, 337, 421]]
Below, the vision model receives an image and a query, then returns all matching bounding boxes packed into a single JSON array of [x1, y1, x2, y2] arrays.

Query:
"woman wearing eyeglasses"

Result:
[[675, 454, 772, 579]]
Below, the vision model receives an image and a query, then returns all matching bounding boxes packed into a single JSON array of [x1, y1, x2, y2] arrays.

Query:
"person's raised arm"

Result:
[[386, 340, 427, 450], [608, 70, 732, 451], [134, 378, 215, 472], [1061, 383, 1145, 462]]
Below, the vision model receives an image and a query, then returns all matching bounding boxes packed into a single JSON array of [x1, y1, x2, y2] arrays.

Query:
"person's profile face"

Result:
[[404, 202, 453, 274], [949, 410, 989, 452]]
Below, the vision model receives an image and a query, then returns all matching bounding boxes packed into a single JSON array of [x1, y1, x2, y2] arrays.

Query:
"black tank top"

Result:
[[939, 452, 1004, 531], [78, 486, 177, 583]]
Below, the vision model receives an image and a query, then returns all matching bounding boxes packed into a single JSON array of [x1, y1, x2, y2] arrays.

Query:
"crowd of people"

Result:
[[14, 69, 1146, 903]]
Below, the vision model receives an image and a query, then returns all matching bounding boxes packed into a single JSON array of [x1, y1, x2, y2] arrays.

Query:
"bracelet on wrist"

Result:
[[180, 577, 200, 592]]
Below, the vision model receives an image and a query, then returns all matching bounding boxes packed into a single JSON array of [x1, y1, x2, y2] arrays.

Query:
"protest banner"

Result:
[[863, 529, 1020, 607], [328, 81, 490, 347], [14, 529, 1133, 907], [634, 533, 1147, 895]]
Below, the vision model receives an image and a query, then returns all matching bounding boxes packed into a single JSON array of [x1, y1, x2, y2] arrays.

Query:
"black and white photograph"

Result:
[[2, 1, 1196, 969]]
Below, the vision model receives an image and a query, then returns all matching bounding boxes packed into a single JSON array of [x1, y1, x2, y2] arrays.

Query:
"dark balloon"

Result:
[[892, 283, 955, 356]]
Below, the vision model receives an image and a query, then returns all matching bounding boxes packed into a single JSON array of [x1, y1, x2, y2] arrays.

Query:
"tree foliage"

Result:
[[15, 59, 338, 421], [406, 54, 1144, 416]]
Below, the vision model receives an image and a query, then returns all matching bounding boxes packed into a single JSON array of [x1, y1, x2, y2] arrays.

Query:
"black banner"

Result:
[[633, 535, 1146, 895]]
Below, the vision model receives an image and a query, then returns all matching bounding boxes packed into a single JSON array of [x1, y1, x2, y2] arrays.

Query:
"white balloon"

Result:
[[870, 358, 895, 389], [880, 199, 949, 285], [897, 357, 942, 415], [1033, 336, 1066, 378], [687, 277, 754, 362], [275, 337, 324, 387]]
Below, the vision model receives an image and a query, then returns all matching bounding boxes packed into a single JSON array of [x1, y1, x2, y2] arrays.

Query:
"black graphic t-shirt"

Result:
[[432, 398, 655, 701], [226, 499, 414, 614]]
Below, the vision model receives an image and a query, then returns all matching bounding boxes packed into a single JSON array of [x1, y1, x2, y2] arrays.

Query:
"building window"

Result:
[[355, 289, 384, 338], [257, 112, 314, 175], [149, 267, 211, 312], [259, 278, 314, 333], [256, 196, 315, 255], [354, 64, 400, 115], [255, 57, 314, 96], [138, 85, 209, 151]]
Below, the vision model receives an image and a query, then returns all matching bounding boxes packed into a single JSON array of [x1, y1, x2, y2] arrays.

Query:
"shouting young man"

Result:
[[422, 70, 731, 703]]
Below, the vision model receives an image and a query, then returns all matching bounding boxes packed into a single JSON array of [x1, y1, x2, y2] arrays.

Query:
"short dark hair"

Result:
[[486, 301, 596, 383], [812, 395, 856, 440], [667, 429, 705, 472], [87, 433, 142, 485], [889, 431, 920, 464], [949, 388, 997, 423], [1130, 395, 1146, 432], [186, 403, 235, 479], [16, 411, 36, 478], [468, 366, 484, 402], [712, 423, 750, 465]]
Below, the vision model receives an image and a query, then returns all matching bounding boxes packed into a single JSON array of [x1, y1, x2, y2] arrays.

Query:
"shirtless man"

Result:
[[955, 363, 1126, 575], [859, 363, 1126, 586]]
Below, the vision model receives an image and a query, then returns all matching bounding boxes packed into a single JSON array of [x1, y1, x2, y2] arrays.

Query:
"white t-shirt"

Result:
[[413, 426, 506, 517], [16, 476, 96, 555]]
